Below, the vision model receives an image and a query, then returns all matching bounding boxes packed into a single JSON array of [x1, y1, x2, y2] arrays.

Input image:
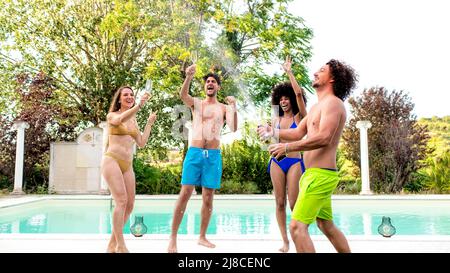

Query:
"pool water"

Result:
[[1, 199, 449, 235]]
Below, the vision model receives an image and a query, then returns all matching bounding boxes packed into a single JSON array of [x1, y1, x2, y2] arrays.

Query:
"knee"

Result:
[[126, 201, 134, 214], [275, 199, 286, 211], [115, 196, 128, 209], [317, 219, 333, 234], [289, 220, 306, 237], [202, 195, 214, 209], [289, 221, 299, 235], [180, 187, 194, 199]]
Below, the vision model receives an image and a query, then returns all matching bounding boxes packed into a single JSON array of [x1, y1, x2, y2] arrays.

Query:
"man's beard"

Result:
[[206, 91, 216, 97], [312, 82, 320, 88]]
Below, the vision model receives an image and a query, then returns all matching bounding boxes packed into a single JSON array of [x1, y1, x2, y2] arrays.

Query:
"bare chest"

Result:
[[192, 104, 225, 123], [307, 106, 322, 134]]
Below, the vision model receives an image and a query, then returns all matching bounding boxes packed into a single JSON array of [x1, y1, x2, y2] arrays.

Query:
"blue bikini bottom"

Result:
[[267, 157, 306, 174]]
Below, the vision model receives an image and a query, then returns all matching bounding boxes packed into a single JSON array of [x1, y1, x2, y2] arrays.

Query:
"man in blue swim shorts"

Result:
[[168, 63, 238, 253]]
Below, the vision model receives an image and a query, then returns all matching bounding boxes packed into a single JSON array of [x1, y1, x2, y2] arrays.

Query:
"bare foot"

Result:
[[198, 237, 216, 248], [106, 240, 117, 253], [115, 246, 129, 253], [106, 245, 116, 253], [106, 236, 116, 253], [168, 237, 178, 253], [279, 241, 289, 253]]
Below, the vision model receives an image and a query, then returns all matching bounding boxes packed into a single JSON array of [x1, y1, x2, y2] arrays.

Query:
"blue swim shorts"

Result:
[[181, 147, 222, 189]]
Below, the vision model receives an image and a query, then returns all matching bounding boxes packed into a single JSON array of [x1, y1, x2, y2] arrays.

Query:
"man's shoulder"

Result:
[[312, 96, 342, 108], [324, 95, 344, 107], [315, 96, 345, 116]]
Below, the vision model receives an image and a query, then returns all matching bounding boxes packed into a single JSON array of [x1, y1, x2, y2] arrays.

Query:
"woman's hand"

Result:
[[147, 111, 157, 126], [282, 55, 292, 73], [257, 124, 273, 141], [139, 93, 151, 108]]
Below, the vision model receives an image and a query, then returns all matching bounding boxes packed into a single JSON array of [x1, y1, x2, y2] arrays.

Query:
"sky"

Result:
[[289, 0, 450, 118]]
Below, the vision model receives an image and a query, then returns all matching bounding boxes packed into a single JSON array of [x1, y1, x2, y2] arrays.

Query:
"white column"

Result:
[[11, 121, 29, 195], [98, 121, 110, 195], [356, 121, 373, 195]]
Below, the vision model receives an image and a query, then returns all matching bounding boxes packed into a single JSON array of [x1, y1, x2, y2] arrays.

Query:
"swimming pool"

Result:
[[1, 197, 449, 235]]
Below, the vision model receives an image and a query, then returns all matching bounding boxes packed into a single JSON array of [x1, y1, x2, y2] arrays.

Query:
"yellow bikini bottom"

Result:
[[104, 152, 132, 173]]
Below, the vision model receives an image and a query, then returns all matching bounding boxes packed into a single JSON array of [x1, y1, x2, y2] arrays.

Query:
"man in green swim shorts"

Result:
[[259, 59, 357, 253]]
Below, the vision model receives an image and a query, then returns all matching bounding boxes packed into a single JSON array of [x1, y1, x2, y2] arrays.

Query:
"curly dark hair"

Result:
[[203, 72, 221, 86], [326, 59, 358, 101], [271, 82, 307, 117]]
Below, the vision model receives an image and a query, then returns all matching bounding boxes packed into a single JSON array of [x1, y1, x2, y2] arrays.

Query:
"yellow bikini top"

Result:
[[109, 123, 138, 138]]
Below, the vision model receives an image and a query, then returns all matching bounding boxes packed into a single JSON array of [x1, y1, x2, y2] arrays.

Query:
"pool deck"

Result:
[[1, 194, 450, 253], [2, 233, 450, 253]]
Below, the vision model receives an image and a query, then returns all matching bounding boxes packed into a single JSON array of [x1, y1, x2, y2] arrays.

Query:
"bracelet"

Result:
[[285, 143, 289, 155]]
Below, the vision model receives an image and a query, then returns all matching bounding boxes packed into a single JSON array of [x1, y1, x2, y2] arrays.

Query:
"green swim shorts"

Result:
[[291, 168, 340, 225]]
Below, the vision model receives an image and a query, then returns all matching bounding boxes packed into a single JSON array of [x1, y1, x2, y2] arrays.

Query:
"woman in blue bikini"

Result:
[[268, 56, 307, 252]]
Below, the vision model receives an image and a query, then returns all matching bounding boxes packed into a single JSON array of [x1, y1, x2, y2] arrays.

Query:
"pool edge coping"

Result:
[[2, 233, 450, 242], [2, 194, 450, 209]]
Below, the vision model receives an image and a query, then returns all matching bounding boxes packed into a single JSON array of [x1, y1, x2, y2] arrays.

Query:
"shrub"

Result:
[[424, 152, 450, 193], [403, 171, 428, 193], [221, 122, 272, 193], [335, 178, 361, 194], [217, 180, 259, 194], [0, 175, 12, 192], [133, 157, 181, 194]]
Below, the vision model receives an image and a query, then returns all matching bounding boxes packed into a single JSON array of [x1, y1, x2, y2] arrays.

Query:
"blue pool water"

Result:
[[0, 199, 449, 235]]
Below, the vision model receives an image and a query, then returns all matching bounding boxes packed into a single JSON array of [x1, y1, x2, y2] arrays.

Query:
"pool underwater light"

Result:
[[378, 216, 396, 237], [131, 216, 148, 237]]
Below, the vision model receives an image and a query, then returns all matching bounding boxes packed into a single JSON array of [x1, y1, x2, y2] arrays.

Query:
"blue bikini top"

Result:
[[277, 117, 297, 129]]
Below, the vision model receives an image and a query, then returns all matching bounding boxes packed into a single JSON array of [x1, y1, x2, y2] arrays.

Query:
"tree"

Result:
[[342, 87, 431, 193], [0, 72, 79, 191], [418, 116, 450, 157], [0, 0, 313, 176]]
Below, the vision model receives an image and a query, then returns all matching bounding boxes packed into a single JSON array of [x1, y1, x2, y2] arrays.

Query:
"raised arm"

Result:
[[283, 55, 307, 120], [134, 112, 157, 148], [180, 64, 196, 107], [107, 93, 150, 126], [225, 96, 238, 132]]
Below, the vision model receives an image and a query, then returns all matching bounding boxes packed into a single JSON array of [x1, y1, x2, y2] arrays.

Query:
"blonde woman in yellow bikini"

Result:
[[101, 86, 157, 253]]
